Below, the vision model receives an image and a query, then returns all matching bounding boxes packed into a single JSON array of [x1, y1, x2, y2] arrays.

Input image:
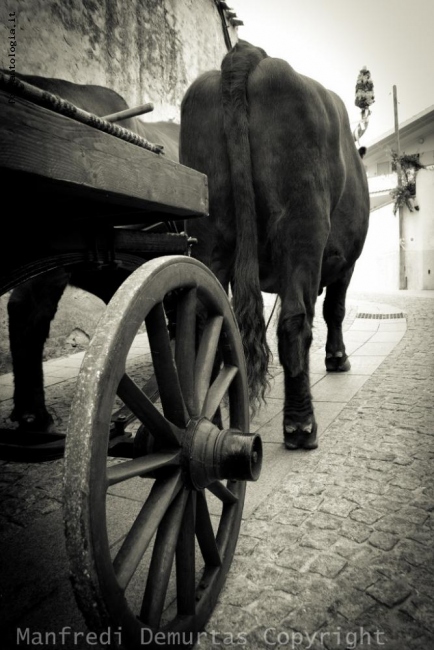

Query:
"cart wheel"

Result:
[[64, 256, 262, 649]]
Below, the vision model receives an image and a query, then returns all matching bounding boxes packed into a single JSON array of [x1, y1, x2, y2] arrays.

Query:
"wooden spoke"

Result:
[[194, 315, 224, 412], [117, 374, 181, 448], [175, 288, 197, 416], [146, 303, 188, 427], [107, 451, 181, 487], [113, 470, 183, 591], [196, 491, 221, 567], [207, 480, 239, 504], [176, 491, 197, 616], [201, 365, 238, 420], [139, 488, 189, 627]]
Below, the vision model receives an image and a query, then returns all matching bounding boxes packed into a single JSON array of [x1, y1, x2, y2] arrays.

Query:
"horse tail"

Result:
[[221, 40, 271, 409]]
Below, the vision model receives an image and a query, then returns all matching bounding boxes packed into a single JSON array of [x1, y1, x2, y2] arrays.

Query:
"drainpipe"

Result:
[[393, 85, 407, 289]]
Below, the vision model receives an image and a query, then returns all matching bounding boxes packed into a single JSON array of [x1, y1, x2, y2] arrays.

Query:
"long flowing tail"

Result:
[[220, 40, 271, 409]]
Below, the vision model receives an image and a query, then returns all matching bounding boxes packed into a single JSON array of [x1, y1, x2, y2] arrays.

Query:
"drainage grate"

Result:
[[356, 312, 406, 319]]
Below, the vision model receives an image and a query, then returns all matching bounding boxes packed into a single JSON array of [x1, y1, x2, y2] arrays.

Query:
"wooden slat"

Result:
[[0, 90, 208, 218]]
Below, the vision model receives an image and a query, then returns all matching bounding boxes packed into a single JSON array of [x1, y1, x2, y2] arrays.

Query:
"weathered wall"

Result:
[[0, 0, 237, 121], [0, 0, 239, 373]]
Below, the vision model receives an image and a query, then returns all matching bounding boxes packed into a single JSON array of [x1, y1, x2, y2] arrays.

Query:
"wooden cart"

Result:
[[0, 78, 262, 648]]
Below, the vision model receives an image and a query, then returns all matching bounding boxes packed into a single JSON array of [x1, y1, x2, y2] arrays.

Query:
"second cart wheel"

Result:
[[64, 255, 262, 649]]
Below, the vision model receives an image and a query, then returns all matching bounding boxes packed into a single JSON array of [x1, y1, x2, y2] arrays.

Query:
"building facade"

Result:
[[352, 106, 434, 291]]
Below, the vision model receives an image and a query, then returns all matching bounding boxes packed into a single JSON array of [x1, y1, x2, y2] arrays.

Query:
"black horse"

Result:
[[180, 40, 370, 449]]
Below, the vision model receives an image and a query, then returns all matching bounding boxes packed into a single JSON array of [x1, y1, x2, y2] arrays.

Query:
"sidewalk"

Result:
[[0, 289, 433, 649]]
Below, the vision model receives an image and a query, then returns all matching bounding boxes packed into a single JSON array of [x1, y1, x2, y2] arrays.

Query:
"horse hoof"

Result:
[[11, 411, 55, 433], [284, 422, 318, 450], [325, 354, 351, 372]]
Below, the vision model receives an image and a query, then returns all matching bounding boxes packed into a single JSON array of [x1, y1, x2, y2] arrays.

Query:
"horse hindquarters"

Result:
[[8, 269, 70, 430]]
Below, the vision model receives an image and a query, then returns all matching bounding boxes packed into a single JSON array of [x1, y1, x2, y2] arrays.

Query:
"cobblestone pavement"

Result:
[[0, 289, 433, 649]]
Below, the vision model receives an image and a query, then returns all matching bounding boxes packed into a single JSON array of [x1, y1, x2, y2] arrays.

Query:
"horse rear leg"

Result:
[[8, 269, 69, 431], [323, 266, 354, 372], [278, 291, 318, 450]]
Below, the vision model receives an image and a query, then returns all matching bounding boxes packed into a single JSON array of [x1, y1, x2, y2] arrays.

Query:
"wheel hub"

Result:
[[184, 417, 262, 489]]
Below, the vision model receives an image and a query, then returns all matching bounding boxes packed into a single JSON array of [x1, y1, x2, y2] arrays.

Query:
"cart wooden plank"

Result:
[[0, 89, 208, 219]]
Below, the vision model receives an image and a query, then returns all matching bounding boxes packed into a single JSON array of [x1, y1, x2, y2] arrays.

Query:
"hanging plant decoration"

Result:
[[353, 67, 375, 143], [389, 152, 427, 214], [355, 67, 375, 111], [390, 185, 417, 215]]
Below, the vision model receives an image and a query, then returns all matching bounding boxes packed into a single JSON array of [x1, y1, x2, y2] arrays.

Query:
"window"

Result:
[[377, 161, 391, 175]]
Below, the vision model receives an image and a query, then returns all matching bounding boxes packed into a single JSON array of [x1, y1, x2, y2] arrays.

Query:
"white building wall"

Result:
[[419, 166, 434, 289], [351, 204, 399, 291], [355, 127, 434, 292]]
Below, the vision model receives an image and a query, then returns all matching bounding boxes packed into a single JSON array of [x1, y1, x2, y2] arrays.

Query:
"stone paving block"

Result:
[[389, 473, 424, 491], [356, 341, 402, 356], [271, 508, 311, 528], [253, 492, 297, 521], [399, 595, 434, 633], [276, 546, 318, 573], [369, 495, 405, 513], [392, 539, 434, 568], [346, 355, 386, 375], [272, 569, 307, 596], [312, 401, 348, 434], [333, 476, 386, 497], [374, 513, 416, 536], [204, 606, 257, 640], [238, 558, 287, 587], [350, 507, 384, 525], [303, 511, 343, 532], [282, 604, 329, 636], [311, 372, 327, 386], [344, 545, 383, 570], [366, 459, 395, 473], [336, 564, 380, 593], [368, 530, 400, 551], [392, 454, 415, 467], [370, 331, 406, 342], [349, 320, 379, 332], [311, 374, 369, 403], [332, 537, 365, 559], [366, 577, 412, 607], [251, 397, 284, 431], [323, 486, 373, 507], [218, 573, 264, 608], [293, 495, 323, 512], [343, 330, 375, 342], [262, 524, 303, 554], [246, 590, 297, 627], [234, 535, 260, 556], [319, 498, 358, 518], [406, 527, 433, 546], [378, 320, 407, 331], [383, 484, 415, 503], [340, 519, 373, 543], [405, 567, 434, 602], [397, 505, 430, 525], [300, 530, 339, 551], [335, 589, 377, 621], [239, 518, 273, 540], [309, 553, 347, 579]]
